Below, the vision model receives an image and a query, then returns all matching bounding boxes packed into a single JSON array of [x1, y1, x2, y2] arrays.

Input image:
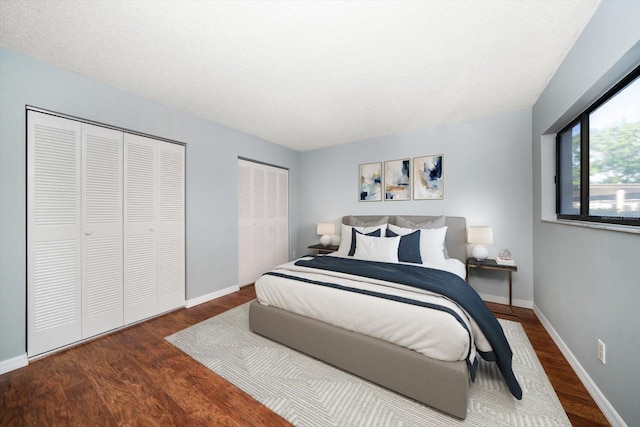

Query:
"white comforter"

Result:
[[255, 255, 492, 365]]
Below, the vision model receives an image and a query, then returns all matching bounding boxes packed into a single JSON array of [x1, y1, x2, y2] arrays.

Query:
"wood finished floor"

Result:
[[1, 286, 609, 426]]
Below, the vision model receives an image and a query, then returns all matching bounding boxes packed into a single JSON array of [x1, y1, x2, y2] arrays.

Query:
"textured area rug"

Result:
[[166, 303, 570, 426]]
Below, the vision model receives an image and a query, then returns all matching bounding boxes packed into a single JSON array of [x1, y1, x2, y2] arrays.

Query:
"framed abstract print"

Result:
[[413, 154, 444, 200], [384, 158, 411, 201], [358, 162, 382, 202]]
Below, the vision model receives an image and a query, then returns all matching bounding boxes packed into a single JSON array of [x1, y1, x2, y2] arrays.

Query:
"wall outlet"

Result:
[[597, 339, 606, 364], [292, 251, 296, 259]]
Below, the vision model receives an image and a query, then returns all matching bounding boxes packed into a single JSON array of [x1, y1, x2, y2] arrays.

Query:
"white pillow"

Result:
[[388, 224, 447, 264], [419, 226, 448, 264], [353, 233, 400, 263], [336, 223, 387, 255]]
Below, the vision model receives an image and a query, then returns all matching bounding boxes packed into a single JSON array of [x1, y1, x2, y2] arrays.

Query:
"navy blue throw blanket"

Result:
[[294, 256, 523, 399]]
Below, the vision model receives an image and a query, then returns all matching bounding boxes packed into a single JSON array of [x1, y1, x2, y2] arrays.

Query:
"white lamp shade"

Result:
[[467, 226, 493, 245], [317, 222, 335, 236]]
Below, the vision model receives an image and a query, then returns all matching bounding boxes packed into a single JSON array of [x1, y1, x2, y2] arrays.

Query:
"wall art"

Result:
[[384, 158, 411, 201], [413, 154, 444, 200], [358, 162, 382, 202]]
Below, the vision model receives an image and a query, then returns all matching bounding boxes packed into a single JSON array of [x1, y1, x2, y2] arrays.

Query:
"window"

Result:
[[557, 65, 640, 226]]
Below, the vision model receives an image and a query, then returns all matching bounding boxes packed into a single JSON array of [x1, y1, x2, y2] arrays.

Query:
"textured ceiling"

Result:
[[0, 1, 601, 151]]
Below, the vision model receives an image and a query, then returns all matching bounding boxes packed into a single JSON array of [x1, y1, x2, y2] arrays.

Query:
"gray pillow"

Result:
[[394, 215, 446, 229], [347, 215, 389, 227]]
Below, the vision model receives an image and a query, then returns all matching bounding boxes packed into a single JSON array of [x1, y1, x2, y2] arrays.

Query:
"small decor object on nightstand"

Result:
[[317, 222, 335, 247], [496, 248, 516, 266], [467, 226, 493, 261]]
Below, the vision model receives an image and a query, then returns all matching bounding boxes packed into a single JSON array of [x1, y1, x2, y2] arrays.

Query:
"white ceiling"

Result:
[[0, 1, 601, 151]]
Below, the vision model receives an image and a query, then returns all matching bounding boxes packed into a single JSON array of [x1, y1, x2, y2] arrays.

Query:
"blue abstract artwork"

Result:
[[359, 162, 382, 202], [384, 159, 411, 201], [413, 155, 444, 200]]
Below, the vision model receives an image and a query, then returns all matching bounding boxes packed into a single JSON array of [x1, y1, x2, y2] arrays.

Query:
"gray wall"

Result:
[[532, 1, 640, 425], [298, 109, 533, 305], [0, 47, 300, 363]]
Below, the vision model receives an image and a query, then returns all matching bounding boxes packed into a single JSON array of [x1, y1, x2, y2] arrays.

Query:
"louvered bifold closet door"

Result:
[[250, 165, 268, 283], [124, 134, 158, 324], [27, 111, 82, 357], [237, 160, 253, 286], [81, 124, 123, 338], [275, 169, 289, 266], [264, 165, 288, 271], [237, 159, 289, 286], [156, 142, 185, 313]]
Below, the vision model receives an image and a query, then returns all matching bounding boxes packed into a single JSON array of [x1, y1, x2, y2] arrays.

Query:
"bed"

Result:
[[249, 215, 521, 419]]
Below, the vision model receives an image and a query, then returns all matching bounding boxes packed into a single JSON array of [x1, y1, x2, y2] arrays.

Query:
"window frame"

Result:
[[556, 64, 640, 227]]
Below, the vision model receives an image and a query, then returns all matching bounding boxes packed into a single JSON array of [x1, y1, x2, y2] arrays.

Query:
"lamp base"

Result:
[[320, 235, 331, 247], [472, 245, 489, 261]]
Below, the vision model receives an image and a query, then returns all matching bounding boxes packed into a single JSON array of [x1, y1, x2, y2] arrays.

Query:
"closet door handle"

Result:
[[85, 231, 92, 236], [150, 228, 155, 232]]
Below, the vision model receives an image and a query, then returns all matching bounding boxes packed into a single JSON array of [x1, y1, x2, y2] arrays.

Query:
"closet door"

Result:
[[275, 170, 289, 265], [157, 142, 185, 312], [27, 111, 82, 357], [264, 167, 289, 269], [237, 159, 289, 286], [124, 135, 185, 322], [237, 160, 254, 286], [250, 165, 269, 280], [123, 134, 158, 324], [81, 124, 123, 338]]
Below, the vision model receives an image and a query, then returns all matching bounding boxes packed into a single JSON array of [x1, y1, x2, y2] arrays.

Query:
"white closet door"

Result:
[[237, 159, 289, 286], [251, 166, 268, 280], [124, 134, 158, 324], [81, 124, 123, 338], [237, 160, 253, 286], [27, 111, 82, 357], [157, 142, 185, 312], [275, 169, 289, 264], [265, 169, 279, 269]]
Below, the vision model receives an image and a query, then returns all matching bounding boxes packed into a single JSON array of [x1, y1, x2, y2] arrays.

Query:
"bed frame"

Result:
[[249, 215, 470, 419]]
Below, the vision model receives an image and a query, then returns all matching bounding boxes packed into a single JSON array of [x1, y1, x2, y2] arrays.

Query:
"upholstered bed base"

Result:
[[248, 300, 469, 419]]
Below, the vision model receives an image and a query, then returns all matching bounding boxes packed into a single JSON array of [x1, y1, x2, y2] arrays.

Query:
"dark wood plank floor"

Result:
[[486, 302, 610, 427], [1, 286, 609, 426]]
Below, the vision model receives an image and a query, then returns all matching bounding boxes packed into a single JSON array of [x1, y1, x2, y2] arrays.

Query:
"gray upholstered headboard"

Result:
[[341, 215, 467, 263]]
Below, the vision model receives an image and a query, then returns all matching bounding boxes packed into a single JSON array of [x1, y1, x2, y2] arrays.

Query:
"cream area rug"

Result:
[[166, 302, 570, 426]]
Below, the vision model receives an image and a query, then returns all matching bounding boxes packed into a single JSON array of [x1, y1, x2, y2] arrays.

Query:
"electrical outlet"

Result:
[[597, 339, 606, 364], [292, 251, 296, 259]]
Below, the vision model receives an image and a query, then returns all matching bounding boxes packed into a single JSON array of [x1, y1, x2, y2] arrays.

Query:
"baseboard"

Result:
[[1, 287, 241, 375], [0, 353, 28, 375], [533, 305, 627, 427], [185, 285, 240, 308], [479, 293, 533, 309]]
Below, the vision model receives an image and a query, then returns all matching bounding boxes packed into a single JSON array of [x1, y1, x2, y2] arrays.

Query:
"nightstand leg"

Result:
[[508, 271, 513, 314]]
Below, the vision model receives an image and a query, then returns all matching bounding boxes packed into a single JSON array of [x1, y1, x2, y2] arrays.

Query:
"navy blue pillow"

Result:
[[386, 229, 422, 264], [349, 228, 382, 256]]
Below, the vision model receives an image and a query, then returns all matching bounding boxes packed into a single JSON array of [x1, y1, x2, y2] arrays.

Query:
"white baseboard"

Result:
[[185, 285, 240, 308], [533, 305, 627, 427], [1, 286, 241, 375], [0, 353, 28, 375], [479, 293, 533, 309]]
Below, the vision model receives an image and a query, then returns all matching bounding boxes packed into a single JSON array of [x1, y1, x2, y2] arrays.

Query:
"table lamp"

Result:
[[467, 226, 493, 261], [317, 222, 335, 247]]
